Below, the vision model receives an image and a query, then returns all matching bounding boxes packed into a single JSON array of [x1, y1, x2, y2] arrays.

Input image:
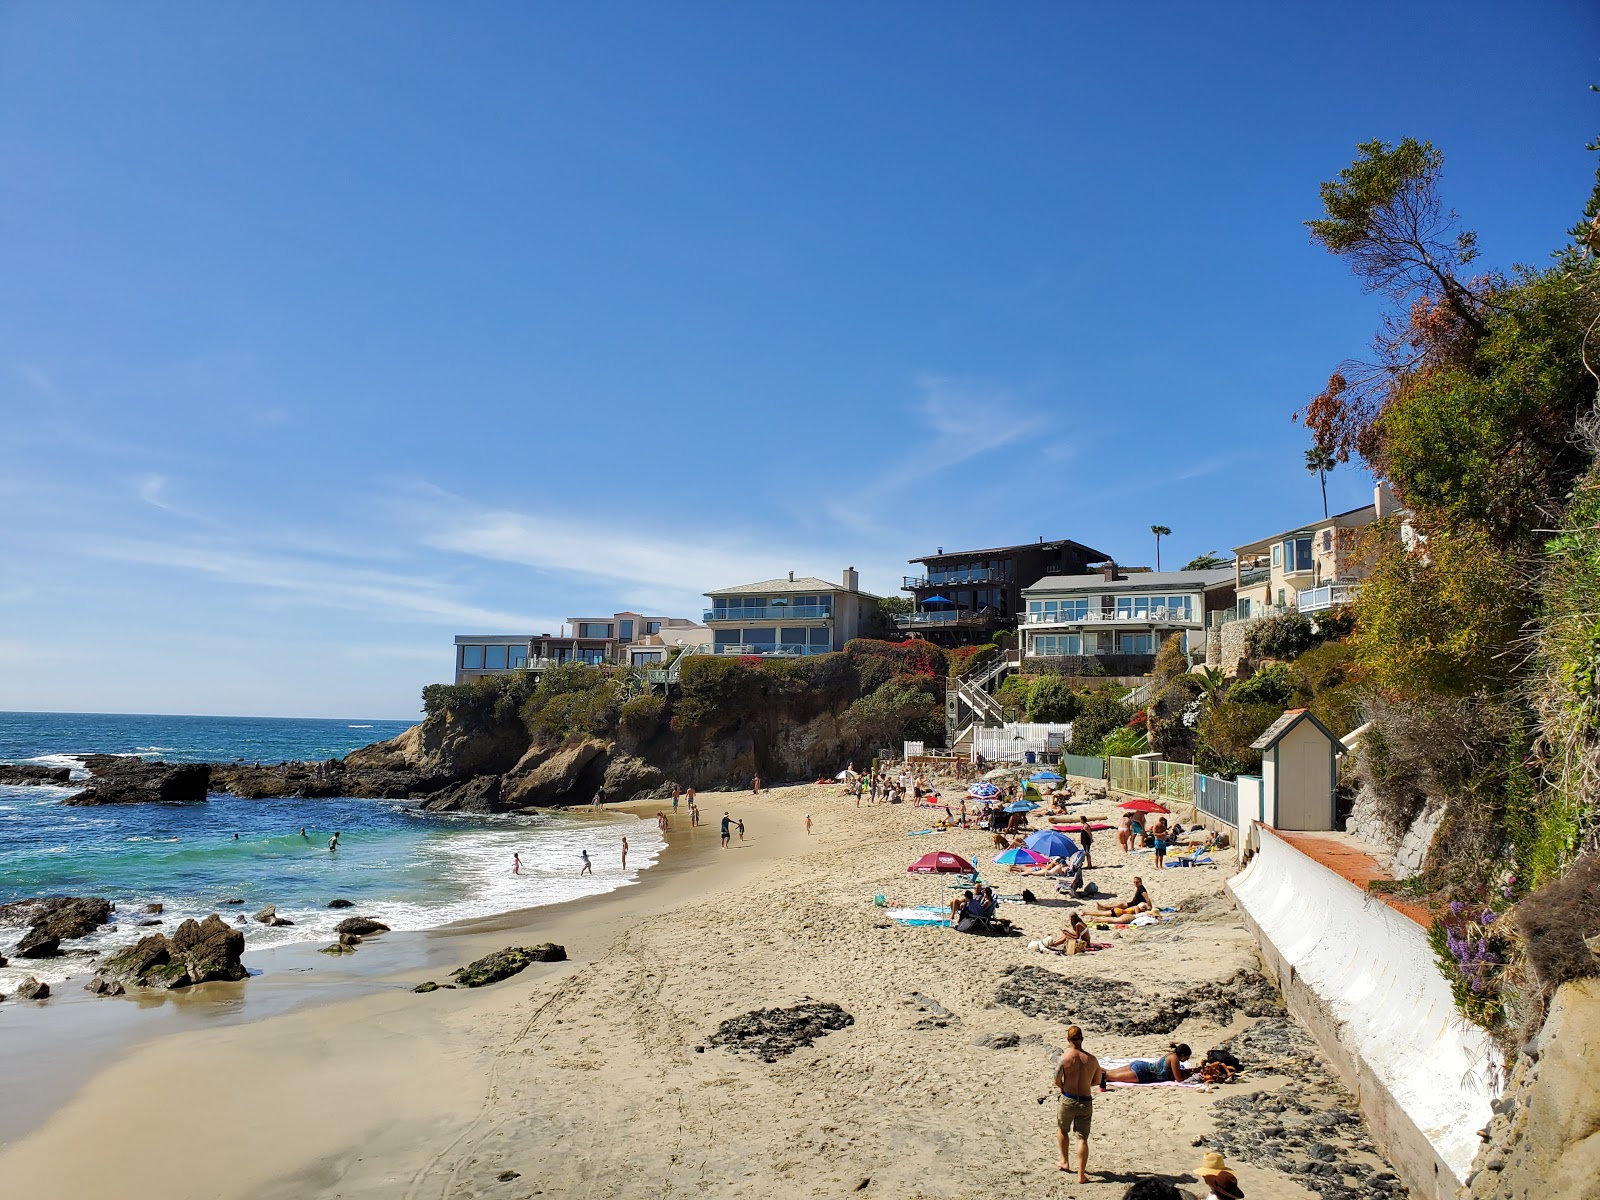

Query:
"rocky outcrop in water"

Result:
[[334, 917, 390, 936], [15, 977, 50, 1000], [101, 914, 247, 989], [0, 764, 72, 785], [64, 759, 209, 805], [0, 896, 114, 958]]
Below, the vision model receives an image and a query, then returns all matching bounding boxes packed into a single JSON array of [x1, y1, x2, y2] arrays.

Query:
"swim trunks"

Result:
[[1057, 1096, 1092, 1136]]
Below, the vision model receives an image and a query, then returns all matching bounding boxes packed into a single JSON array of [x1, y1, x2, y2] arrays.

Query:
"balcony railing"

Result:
[[1297, 583, 1361, 613], [903, 567, 1001, 589], [705, 605, 832, 622], [1238, 565, 1271, 586], [892, 610, 997, 627], [1207, 602, 1293, 629], [1024, 608, 1196, 627], [710, 643, 831, 657]]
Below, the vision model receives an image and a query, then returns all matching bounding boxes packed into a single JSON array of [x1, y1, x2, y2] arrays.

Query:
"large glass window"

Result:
[[578, 622, 613, 639], [780, 627, 808, 645], [618, 620, 634, 641], [484, 644, 508, 670], [1119, 633, 1155, 654], [808, 627, 831, 646], [460, 645, 484, 669], [1032, 634, 1082, 656], [714, 629, 740, 646], [1271, 544, 1282, 568], [645, 621, 660, 635], [1282, 536, 1314, 573], [509, 646, 528, 669], [743, 628, 777, 645]]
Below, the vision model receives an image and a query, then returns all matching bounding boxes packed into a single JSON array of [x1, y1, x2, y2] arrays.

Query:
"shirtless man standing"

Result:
[[1052, 1024, 1103, 1182]]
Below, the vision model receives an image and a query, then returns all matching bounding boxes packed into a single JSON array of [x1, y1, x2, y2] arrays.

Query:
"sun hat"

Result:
[[1196, 1151, 1244, 1198]]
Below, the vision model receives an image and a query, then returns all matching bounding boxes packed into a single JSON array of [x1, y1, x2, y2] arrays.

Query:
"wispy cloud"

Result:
[[77, 536, 553, 630], [138, 473, 171, 510]]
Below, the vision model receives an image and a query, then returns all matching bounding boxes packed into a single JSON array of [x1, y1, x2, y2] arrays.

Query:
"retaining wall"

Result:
[[1229, 826, 1499, 1199]]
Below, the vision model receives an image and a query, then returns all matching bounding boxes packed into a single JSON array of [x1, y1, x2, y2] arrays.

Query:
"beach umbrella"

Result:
[[1118, 799, 1169, 814], [907, 850, 975, 874], [835, 769, 849, 779], [994, 847, 1050, 867], [1024, 829, 1080, 858], [922, 594, 954, 605], [1003, 800, 1039, 813], [967, 781, 1001, 799], [1028, 770, 1064, 782]]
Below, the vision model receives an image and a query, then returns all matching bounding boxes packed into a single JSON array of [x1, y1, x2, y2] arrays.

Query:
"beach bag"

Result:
[[1205, 1048, 1241, 1069]]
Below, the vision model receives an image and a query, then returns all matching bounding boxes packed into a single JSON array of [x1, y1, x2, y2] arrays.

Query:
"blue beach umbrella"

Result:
[[994, 847, 1051, 867], [922, 595, 954, 605], [967, 781, 1001, 800], [1024, 829, 1080, 858], [1003, 800, 1039, 813], [1028, 770, 1064, 782]]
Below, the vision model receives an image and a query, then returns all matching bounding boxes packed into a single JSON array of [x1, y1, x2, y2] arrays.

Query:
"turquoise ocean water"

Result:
[[0, 712, 661, 990]]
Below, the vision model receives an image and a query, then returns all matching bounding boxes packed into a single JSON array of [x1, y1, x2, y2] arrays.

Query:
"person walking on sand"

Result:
[[737, 818, 745, 842], [720, 812, 732, 848], [580, 850, 592, 876], [805, 814, 813, 836], [513, 852, 521, 875], [751, 774, 761, 795], [1053, 1025, 1103, 1183], [672, 786, 681, 813], [621, 836, 629, 870]]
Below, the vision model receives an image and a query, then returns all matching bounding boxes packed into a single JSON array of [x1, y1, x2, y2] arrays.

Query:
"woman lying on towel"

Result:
[[1102, 1043, 1195, 1085], [1086, 876, 1152, 918], [1028, 914, 1091, 954]]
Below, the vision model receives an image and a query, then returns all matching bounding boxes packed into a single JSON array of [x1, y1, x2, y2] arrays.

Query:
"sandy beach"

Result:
[[0, 783, 1398, 1199]]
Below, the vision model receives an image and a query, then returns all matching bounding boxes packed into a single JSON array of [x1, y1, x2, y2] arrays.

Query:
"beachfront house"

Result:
[[453, 613, 709, 683], [897, 537, 1111, 646], [1228, 483, 1399, 621], [703, 569, 880, 656], [1019, 563, 1236, 674]]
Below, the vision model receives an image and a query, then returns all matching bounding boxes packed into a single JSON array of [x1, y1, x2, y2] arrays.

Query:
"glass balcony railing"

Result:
[[893, 610, 997, 626], [1025, 608, 1195, 626], [711, 643, 831, 656], [705, 605, 832, 622], [903, 567, 1001, 589]]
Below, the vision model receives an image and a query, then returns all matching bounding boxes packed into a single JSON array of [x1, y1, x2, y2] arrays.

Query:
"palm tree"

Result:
[[1150, 525, 1171, 571], [1305, 447, 1336, 518]]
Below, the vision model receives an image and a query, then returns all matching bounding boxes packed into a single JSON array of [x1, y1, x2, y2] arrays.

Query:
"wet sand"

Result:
[[0, 783, 1398, 1198]]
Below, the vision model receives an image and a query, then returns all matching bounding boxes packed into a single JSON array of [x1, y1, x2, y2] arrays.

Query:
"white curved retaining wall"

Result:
[[1229, 826, 1499, 1198]]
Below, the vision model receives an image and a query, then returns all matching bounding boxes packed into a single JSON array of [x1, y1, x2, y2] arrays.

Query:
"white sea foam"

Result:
[[0, 814, 664, 992], [348, 724, 373, 729]]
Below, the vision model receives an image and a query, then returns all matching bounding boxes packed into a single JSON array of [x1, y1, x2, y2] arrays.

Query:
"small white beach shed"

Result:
[[1250, 708, 1342, 831]]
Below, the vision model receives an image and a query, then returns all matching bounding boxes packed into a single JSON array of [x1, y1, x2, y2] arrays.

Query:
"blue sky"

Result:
[[2, 3, 1596, 719]]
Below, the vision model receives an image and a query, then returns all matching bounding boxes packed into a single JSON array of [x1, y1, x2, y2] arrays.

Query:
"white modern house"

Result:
[[703, 568, 880, 657], [453, 612, 708, 683], [1019, 564, 1236, 672]]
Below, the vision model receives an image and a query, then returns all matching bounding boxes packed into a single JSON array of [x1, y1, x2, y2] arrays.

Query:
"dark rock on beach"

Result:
[[2, 896, 114, 957], [0, 763, 72, 785], [85, 974, 126, 996], [64, 759, 209, 806], [450, 944, 566, 988], [101, 914, 247, 989], [707, 1001, 855, 1063], [335, 917, 390, 936], [996, 967, 1281, 1035], [413, 981, 441, 993], [326, 898, 355, 908], [16, 976, 50, 1000]]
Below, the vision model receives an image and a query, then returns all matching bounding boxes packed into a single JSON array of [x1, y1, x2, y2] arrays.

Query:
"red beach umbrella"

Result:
[[1117, 799, 1170, 814], [906, 850, 975, 874]]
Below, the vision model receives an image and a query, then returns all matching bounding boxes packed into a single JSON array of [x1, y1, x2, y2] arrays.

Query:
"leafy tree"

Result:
[[1025, 675, 1078, 723], [1182, 552, 1231, 570], [1228, 662, 1297, 708], [840, 682, 942, 751], [876, 595, 913, 616], [1150, 525, 1171, 571]]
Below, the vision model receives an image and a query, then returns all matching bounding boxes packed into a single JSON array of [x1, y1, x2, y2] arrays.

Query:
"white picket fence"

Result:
[[972, 722, 1071, 764]]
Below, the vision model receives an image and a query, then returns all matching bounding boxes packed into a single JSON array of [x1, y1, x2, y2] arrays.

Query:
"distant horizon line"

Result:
[[0, 709, 421, 725]]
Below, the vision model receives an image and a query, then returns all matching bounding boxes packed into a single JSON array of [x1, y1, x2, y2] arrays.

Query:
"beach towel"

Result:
[[1051, 823, 1114, 833], [885, 908, 948, 927]]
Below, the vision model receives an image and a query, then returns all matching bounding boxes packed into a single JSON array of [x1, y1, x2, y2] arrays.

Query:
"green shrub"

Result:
[[1245, 613, 1317, 660], [1229, 662, 1297, 708], [1195, 700, 1281, 779], [1069, 689, 1129, 756], [618, 695, 666, 747], [1098, 725, 1149, 757], [840, 681, 942, 751], [1026, 675, 1079, 723]]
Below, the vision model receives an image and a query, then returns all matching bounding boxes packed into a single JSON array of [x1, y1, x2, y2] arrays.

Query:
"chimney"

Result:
[[937, 546, 943, 555], [788, 570, 795, 582], [1375, 481, 1396, 519], [842, 566, 859, 592], [1102, 561, 1120, 582]]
